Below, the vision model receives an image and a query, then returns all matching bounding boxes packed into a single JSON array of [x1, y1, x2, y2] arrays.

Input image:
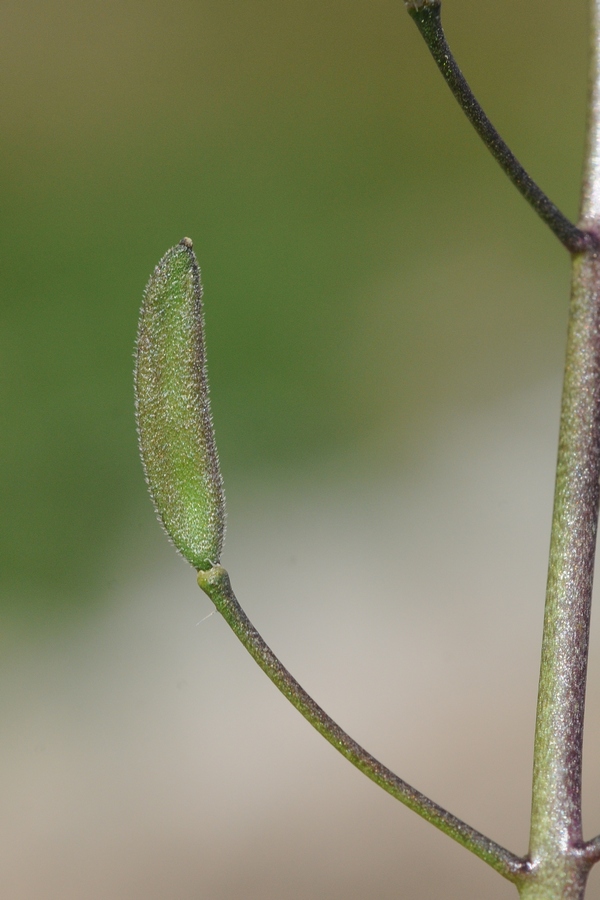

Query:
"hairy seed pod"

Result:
[[135, 238, 225, 571]]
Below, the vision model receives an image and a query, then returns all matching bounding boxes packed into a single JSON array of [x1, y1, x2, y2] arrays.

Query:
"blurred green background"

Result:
[[0, 0, 587, 622], [1, 2, 599, 898]]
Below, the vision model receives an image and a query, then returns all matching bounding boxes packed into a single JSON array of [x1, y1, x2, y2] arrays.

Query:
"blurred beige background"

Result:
[[1, 0, 600, 896]]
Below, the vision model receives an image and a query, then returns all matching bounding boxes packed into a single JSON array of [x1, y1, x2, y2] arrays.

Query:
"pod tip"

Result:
[[179, 236, 194, 249]]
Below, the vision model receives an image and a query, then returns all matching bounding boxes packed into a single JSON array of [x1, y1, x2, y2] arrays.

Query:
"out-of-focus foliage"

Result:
[[0, 0, 588, 619]]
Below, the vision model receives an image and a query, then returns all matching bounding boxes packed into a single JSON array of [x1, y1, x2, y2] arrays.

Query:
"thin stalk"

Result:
[[198, 564, 527, 884], [523, 3, 600, 897], [583, 835, 600, 865], [405, 0, 597, 254]]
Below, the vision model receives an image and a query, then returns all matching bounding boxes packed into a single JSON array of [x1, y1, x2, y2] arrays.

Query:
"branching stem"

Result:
[[406, 0, 598, 254], [198, 565, 527, 883], [198, 5, 600, 898]]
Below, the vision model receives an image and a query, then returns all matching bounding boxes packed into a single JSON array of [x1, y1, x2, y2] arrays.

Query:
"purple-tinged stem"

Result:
[[405, 0, 597, 255]]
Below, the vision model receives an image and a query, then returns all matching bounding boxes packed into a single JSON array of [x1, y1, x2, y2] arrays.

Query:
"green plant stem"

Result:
[[198, 564, 527, 883], [405, 0, 597, 254], [523, 4, 600, 896], [523, 249, 600, 900]]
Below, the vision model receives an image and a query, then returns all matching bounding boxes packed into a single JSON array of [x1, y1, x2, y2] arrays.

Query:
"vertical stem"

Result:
[[582, 0, 600, 232], [525, 250, 600, 898], [525, 4, 600, 896]]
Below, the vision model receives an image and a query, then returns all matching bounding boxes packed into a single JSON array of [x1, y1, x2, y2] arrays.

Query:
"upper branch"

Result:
[[405, 0, 597, 253]]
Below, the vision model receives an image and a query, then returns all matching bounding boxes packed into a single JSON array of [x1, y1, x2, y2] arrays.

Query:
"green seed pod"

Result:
[[135, 238, 225, 571]]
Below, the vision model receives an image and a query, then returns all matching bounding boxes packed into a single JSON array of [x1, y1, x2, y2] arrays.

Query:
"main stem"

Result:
[[525, 254, 600, 898], [525, 5, 600, 897]]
